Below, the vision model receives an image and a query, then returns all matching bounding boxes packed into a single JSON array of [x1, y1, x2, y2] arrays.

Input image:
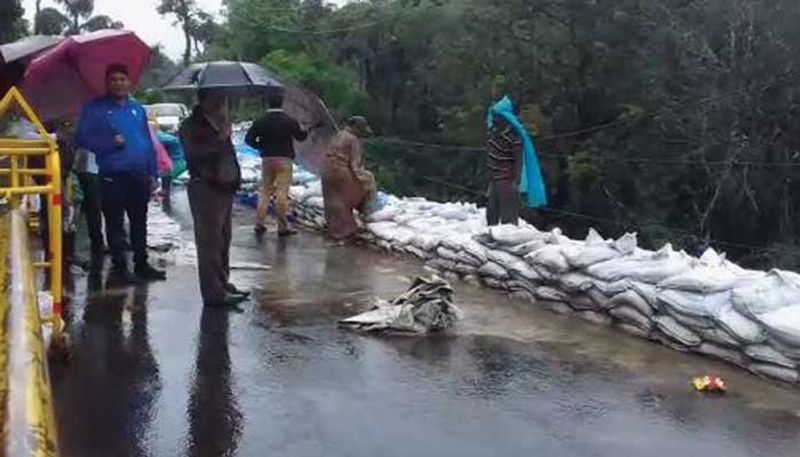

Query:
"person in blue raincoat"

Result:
[[485, 96, 547, 225]]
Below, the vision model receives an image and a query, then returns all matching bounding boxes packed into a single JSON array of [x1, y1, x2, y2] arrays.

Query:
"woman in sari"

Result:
[[322, 116, 376, 241]]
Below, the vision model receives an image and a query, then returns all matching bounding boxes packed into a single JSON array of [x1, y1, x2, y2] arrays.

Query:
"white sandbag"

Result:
[[558, 272, 595, 293], [509, 290, 536, 304], [487, 249, 524, 269], [367, 222, 399, 240], [610, 306, 653, 332], [540, 300, 572, 315], [490, 224, 543, 246], [617, 322, 651, 339], [697, 343, 746, 366], [609, 290, 654, 318], [745, 345, 797, 369], [406, 246, 432, 260], [586, 245, 691, 283], [612, 232, 638, 255], [477, 262, 510, 280], [653, 331, 691, 353], [482, 277, 509, 290], [713, 304, 766, 344], [698, 247, 725, 266], [535, 286, 569, 302], [631, 282, 659, 310], [570, 293, 600, 311], [410, 233, 440, 252], [487, 249, 541, 282], [461, 238, 490, 264], [732, 270, 800, 318], [657, 289, 730, 319], [452, 262, 478, 276], [503, 240, 548, 257], [525, 245, 570, 273], [562, 244, 623, 269], [757, 304, 800, 347], [578, 310, 612, 326], [455, 251, 482, 267], [436, 246, 461, 262], [695, 327, 741, 348], [306, 196, 325, 209], [585, 288, 613, 310], [506, 279, 537, 296], [585, 228, 605, 245], [366, 205, 400, 222], [592, 279, 633, 297], [665, 308, 715, 330], [653, 315, 702, 347], [749, 363, 800, 383]]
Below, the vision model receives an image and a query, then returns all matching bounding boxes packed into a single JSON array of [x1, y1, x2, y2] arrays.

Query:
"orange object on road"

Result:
[[693, 375, 727, 393]]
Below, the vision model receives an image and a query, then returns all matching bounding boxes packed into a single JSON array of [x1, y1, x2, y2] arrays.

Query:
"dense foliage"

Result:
[[202, 0, 800, 269]]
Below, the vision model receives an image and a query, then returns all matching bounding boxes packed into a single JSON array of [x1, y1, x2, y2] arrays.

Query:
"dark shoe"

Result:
[[278, 228, 298, 237], [90, 252, 105, 273], [255, 224, 267, 236], [135, 264, 167, 281], [225, 283, 251, 298], [109, 267, 140, 285], [205, 293, 247, 309]]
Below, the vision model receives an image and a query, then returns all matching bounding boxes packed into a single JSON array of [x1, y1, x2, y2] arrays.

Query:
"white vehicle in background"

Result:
[[144, 103, 189, 133]]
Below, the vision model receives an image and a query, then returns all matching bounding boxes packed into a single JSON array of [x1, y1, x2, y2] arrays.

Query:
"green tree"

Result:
[[0, 0, 25, 43], [35, 7, 71, 35], [157, 0, 197, 65]]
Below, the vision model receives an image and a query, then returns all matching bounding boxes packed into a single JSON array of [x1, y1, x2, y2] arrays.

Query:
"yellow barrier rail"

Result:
[[1, 210, 59, 456], [0, 87, 64, 343]]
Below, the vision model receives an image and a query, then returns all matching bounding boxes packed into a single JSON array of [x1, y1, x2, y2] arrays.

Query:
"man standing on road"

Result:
[[76, 64, 166, 282], [245, 91, 308, 236], [180, 89, 250, 309]]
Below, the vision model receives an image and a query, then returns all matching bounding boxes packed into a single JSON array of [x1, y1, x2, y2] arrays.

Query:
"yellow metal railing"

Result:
[[0, 87, 64, 343], [1, 210, 59, 456]]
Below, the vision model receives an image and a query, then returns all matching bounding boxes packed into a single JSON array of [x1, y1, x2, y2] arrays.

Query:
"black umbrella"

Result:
[[162, 60, 284, 92]]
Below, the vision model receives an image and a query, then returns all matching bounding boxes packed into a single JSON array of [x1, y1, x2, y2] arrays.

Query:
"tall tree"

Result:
[[55, 0, 94, 34], [158, 0, 197, 65], [0, 0, 25, 43], [36, 7, 71, 36]]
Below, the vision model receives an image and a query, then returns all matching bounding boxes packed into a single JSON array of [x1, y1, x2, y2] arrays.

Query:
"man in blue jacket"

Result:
[[76, 63, 166, 282]]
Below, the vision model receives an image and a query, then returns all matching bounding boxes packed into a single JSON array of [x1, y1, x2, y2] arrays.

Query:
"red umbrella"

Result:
[[21, 29, 151, 121]]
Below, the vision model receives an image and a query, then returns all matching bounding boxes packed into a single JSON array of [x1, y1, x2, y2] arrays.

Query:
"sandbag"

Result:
[[612, 233, 638, 255], [578, 310, 612, 326], [658, 265, 757, 294], [713, 304, 766, 344], [507, 279, 537, 296], [664, 307, 715, 330], [694, 327, 741, 348], [503, 240, 548, 257], [535, 286, 569, 302], [570, 293, 600, 311], [453, 262, 478, 276], [482, 277, 509, 290], [540, 300, 572, 315], [616, 322, 651, 339], [697, 343, 747, 366], [489, 224, 543, 246], [610, 306, 653, 332], [558, 272, 596, 293], [631, 282, 659, 310], [525, 245, 570, 273], [593, 279, 634, 297], [411, 233, 440, 252], [367, 222, 400, 240], [427, 258, 456, 273], [366, 205, 400, 222], [657, 289, 730, 319], [455, 251, 483, 268], [749, 363, 800, 384], [436, 246, 461, 262], [757, 304, 800, 347], [609, 290, 654, 318], [586, 245, 691, 283], [562, 244, 623, 269], [653, 315, 702, 347], [406, 246, 431, 261], [477, 262, 510, 279], [732, 270, 800, 318], [509, 290, 536, 304], [745, 345, 797, 369]]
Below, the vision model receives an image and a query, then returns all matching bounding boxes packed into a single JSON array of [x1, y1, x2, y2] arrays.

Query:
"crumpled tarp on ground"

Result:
[[340, 276, 459, 334]]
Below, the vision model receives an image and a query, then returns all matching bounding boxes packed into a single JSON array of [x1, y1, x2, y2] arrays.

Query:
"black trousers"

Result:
[[486, 179, 520, 226], [78, 173, 105, 252], [188, 180, 233, 305], [102, 172, 151, 270]]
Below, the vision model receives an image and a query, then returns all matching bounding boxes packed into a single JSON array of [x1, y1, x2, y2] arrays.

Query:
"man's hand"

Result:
[[113, 134, 126, 148]]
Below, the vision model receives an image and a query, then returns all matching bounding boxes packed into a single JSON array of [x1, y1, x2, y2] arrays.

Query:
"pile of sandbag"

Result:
[[285, 170, 800, 384]]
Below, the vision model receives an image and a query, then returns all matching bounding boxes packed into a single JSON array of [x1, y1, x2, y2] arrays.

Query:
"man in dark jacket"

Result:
[[75, 63, 166, 281], [179, 89, 249, 309], [245, 91, 308, 236]]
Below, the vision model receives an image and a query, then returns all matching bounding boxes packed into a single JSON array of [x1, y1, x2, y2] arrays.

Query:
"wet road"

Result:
[[51, 191, 800, 457]]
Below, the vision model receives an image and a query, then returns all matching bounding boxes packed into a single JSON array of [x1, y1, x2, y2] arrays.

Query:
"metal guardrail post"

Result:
[[2, 210, 59, 456]]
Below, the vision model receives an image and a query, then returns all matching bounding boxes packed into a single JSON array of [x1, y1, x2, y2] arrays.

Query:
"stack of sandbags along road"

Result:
[[283, 172, 800, 384]]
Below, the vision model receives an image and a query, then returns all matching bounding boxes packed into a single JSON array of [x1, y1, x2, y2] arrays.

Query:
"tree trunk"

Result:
[[34, 0, 42, 34], [183, 25, 192, 65]]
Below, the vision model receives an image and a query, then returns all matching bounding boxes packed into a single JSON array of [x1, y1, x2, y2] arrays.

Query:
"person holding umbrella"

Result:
[[179, 89, 249, 309], [75, 63, 166, 282]]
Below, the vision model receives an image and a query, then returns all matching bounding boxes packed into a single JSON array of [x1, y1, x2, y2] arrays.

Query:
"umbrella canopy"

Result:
[[21, 29, 151, 121], [0, 35, 65, 65], [162, 61, 284, 92]]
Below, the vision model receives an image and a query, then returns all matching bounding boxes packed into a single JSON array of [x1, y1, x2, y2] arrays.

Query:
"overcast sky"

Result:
[[21, 0, 348, 61]]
